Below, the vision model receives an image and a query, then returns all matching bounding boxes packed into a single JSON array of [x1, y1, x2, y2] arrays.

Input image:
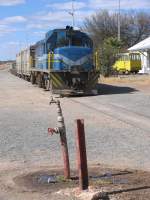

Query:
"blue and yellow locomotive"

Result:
[[16, 26, 99, 96]]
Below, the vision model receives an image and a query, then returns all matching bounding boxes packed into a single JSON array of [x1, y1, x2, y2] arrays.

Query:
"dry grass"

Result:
[[100, 75, 150, 85], [0, 64, 8, 70]]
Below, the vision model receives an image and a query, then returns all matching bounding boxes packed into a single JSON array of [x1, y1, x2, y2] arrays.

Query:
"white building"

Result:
[[128, 36, 150, 74]]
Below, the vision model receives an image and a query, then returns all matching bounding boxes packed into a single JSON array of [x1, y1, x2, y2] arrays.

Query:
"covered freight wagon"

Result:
[[16, 46, 35, 80]]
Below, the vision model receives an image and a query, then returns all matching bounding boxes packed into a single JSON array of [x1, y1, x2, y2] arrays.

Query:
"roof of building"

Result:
[[128, 36, 150, 51]]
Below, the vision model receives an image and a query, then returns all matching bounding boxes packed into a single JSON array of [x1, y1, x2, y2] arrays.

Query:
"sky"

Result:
[[0, 0, 149, 60]]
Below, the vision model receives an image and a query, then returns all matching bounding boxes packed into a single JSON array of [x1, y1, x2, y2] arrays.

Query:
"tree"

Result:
[[99, 37, 123, 77], [83, 10, 150, 48]]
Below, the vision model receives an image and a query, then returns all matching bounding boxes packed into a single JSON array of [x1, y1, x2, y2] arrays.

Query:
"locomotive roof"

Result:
[[47, 28, 82, 33], [33, 28, 91, 48]]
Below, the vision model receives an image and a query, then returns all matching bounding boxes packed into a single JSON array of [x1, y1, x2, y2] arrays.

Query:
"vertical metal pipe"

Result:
[[72, 0, 75, 28], [59, 131, 70, 179], [75, 119, 89, 190], [118, 0, 121, 41], [57, 101, 70, 179]]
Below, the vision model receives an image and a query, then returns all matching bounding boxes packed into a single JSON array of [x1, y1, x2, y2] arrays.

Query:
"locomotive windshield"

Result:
[[47, 30, 93, 51], [57, 31, 93, 48]]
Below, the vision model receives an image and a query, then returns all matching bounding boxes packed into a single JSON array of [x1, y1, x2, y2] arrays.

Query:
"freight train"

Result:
[[15, 26, 100, 96]]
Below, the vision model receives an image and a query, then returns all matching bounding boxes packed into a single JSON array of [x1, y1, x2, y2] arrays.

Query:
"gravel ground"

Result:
[[1, 69, 150, 199], [1, 69, 150, 171]]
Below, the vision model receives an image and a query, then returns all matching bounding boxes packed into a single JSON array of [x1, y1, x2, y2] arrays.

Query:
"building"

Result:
[[128, 36, 150, 74]]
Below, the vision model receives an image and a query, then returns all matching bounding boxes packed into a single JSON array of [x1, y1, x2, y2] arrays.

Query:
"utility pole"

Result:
[[68, 0, 75, 28], [118, 0, 121, 41]]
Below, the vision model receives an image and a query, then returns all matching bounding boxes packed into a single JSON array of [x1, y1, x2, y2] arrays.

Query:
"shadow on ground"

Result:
[[98, 83, 138, 95], [67, 84, 137, 98]]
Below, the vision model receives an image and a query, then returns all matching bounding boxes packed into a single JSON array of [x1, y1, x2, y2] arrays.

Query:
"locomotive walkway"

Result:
[[0, 69, 150, 171]]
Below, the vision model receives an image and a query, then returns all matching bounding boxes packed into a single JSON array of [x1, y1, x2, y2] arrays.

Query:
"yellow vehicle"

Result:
[[113, 53, 141, 74]]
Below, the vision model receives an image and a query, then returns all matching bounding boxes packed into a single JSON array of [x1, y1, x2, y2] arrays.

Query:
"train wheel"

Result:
[[30, 73, 36, 84], [25, 76, 29, 81], [125, 70, 129, 75], [37, 74, 42, 88], [42, 76, 46, 89], [45, 80, 50, 91], [49, 79, 53, 93]]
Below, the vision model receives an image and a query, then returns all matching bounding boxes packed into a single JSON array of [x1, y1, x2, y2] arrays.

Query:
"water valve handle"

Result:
[[48, 127, 59, 135]]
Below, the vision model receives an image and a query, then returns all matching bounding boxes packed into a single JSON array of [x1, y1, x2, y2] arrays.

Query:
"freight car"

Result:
[[16, 46, 35, 80], [16, 26, 100, 95]]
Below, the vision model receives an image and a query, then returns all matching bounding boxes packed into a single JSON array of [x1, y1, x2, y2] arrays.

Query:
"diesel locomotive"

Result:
[[16, 26, 100, 95]]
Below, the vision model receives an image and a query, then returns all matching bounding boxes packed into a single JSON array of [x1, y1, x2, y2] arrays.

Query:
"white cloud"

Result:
[[32, 31, 45, 37], [7, 41, 20, 45], [25, 0, 150, 32], [47, 0, 150, 12], [27, 9, 95, 30], [0, 25, 16, 36], [49, 1, 86, 10], [120, 0, 150, 10], [27, 11, 72, 29], [27, 22, 50, 29], [89, 0, 150, 10], [75, 10, 94, 21], [33, 11, 70, 22], [0, 16, 27, 25], [0, 0, 25, 6], [0, 16, 26, 37]]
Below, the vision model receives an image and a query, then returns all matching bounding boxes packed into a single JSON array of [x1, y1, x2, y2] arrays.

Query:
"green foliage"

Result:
[[99, 37, 123, 76]]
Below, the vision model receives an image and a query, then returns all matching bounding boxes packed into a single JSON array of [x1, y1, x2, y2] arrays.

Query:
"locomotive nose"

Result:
[[53, 46, 93, 71]]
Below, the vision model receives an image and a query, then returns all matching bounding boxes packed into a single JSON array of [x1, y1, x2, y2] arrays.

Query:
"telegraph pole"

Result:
[[118, 0, 121, 41]]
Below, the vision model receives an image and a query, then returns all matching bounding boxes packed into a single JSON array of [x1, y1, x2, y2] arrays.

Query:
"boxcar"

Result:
[[16, 46, 35, 80]]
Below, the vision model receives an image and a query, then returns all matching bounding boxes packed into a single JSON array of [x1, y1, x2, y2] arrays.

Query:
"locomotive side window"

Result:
[[82, 37, 93, 48], [47, 32, 57, 51], [72, 36, 82, 46], [36, 41, 45, 57], [57, 31, 69, 47], [72, 33, 93, 48]]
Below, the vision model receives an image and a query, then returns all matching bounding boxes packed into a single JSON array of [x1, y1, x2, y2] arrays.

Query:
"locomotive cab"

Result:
[[28, 26, 100, 96]]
